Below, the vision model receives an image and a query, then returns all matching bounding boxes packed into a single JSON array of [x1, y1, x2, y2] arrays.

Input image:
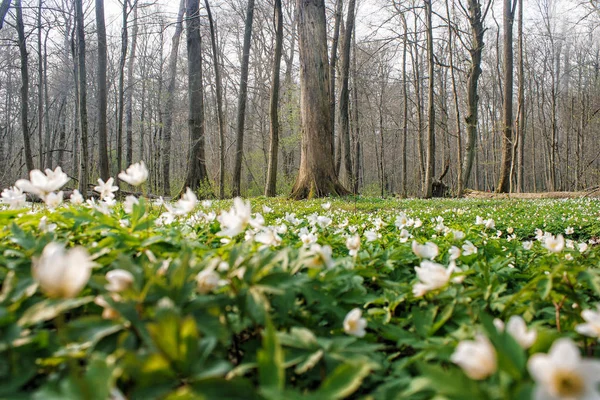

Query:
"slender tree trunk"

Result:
[[75, 0, 88, 193], [516, 0, 525, 192], [16, 0, 34, 171], [329, 0, 343, 158], [96, 0, 110, 180], [205, 0, 226, 199], [161, 0, 185, 196], [182, 0, 211, 194], [265, 0, 283, 197], [497, 0, 515, 193], [43, 30, 51, 168], [0, 0, 11, 29], [338, 0, 356, 188], [116, 0, 128, 178], [125, 1, 138, 168], [351, 24, 360, 194], [423, 0, 435, 198], [37, 0, 44, 168], [232, 0, 255, 197], [290, 0, 349, 199], [401, 15, 408, 197]]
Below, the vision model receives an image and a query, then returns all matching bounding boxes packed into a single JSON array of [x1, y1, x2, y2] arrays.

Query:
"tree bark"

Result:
[[75, 0, 89, 193], [497, 0, 515, 193], [329, 0, 343, 158], [0, 0, 11, 29], [125, 0, 139, 168], [516, 0, 524, 192], [232, 0, 255, 197], [161, 0, 185, 196], [37, 0, 44, 168], [337, 0, 356, 188], [204, 0, 226, 199], [116, 0, 128, 178], [423, 0, 436, 198], [96, 0, 110, 180], [290, 0, 349, 200], [265, 0, 283, 197], [182, 0, 211, 194], [15, 0, 34, 171]]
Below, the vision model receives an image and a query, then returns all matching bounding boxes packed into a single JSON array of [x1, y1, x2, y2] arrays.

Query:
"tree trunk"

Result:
[[462, 0, 485, 192], [0, 0, 11, 29], [75, 0, 88, 193], [116, 0, 128, 178], [125, 1, 139, 168], [290, 0, 349, 200], [182, 0, 211, 194], [401, 15, 408, 197], [204, 0, 226, 199], [423, 0, 435, 198], [516, 0, 524, 192], [96, 0, 110, 180], [37, 0, 44, 168], [329, 0, 343, 158], [265, 0, 283, 197], [337, 0, 356, 188], [161, 0, 185, 196], [232, 0, 255, 197], [16, 0, 34, 171], [497, 0, 514, 193]]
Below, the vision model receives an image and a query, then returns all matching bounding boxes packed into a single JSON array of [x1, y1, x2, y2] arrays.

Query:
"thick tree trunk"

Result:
[[125, 1, 138, 168], [265, 0, 283, 197], [423, 0, 436, 198], [290, 0, 349, 200], [232, 0, 255, 197], [161, 0, 185, 196], [516, 0, 525, 192], [75, 0, 88, 193], [182, 0, 211, 194], [16, 0, 34, 171], [497, 0, 514, 193], [462, 0, 485, 192], [337, 0, 356, 188], [204, 0, 226, 199], [96, 0, 110, 180]]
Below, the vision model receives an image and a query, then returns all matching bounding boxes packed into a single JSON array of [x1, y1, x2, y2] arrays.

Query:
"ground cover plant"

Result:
[[1, 166, 600, 399]]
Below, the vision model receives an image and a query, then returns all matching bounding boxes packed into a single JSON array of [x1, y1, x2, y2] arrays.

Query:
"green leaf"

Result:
[[412, 306, 437, 337], [314, 361, 373, 399], [18, 296, 94, 327], [258, 318, 284, 393]]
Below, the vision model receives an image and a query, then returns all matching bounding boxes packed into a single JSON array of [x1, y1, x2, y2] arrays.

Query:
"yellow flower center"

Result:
[[550, 369, 585, 398]]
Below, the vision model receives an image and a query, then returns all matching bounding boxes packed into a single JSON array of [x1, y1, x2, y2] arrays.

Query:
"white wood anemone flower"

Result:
[[544, 234, 565, 253], [118, 161, 149, 186], [105, 269, 135, 292], [94, 177, 119, 200], [493, 315, 537, 349], [575, 305, 600, 340], [412, 260, 454, 297], [528, 338, 600, 400], [412, 240, 439, 260], [32, 242, 93, 299], [1, 186, 26, 209], [343, 308, 367, 338], [450, 334, 497, 380], [15, 167, 70, 200], [346, 235, 361, 257]]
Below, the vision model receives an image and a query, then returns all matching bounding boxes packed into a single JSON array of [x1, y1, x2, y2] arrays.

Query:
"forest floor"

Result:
[[463, 187, 600, 199]]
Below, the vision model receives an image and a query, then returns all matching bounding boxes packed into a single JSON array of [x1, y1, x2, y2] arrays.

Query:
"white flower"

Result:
[[412, 241, 439, 260], [316, 216, 332, 228], [578, 243, 588, 253], [322, 202, 331, 211], [94, 177, 118, 200], [196, 269, 220, 294], [475, 216, 484, 225], [462, 240, 478, 256], [449, 246, 461, 260], [15, 167, 69, 200], [70, 189, 84, 205], [262, 205, 273, 214], [217, 197, 252, 237], [452, 230, 465, 240], [451, 334, 497, 380], [103, 196, 117, 207], [523, 241, 534, 250], [285, 213, 301, 225], [123, 195, 140, 214], [38, 216, 57, 233], [412, 260, 453, 297], [343, 308, 367, 337], [484, 219, 496, 230], [565, 254, 574, 261], [346, 235, 361, 257], [105, 269, 134, 292], [544, 234, 565, 253], [528, 338, 600, 400], [168, 187, 198, 216], [254, 228, 281, 247], [300, 232, 318, 247], [565, 227, 575, 235], [494, 316, 537, 349], [1, 186, 26, 209], [308, 244, 334, 269], [118, 161, 148, 186], [32, 242, 93, 298], [413, 218, 423, 228], [399, 229, 411, 243], [45, 191, 63, 209], [365, 229, 381, 243], [575, 305, 600, 340], [395, 213, 410, 229]]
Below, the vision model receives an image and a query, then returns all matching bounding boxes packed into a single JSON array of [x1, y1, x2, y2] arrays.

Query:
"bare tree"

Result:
[[96, 0, 110, 180], [290, 0, 349, 199], [125, 0, 139, 168], [75, 0, 89, 193], [232, 0, 256, 197], [0, 0, 11, 29], [423, 0, 436, 197], [15, 0, 34, 171], [265, 0, 283, 197]]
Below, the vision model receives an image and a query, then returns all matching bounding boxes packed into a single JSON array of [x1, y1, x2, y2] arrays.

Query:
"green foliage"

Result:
[[0, 197, 599, 399]]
